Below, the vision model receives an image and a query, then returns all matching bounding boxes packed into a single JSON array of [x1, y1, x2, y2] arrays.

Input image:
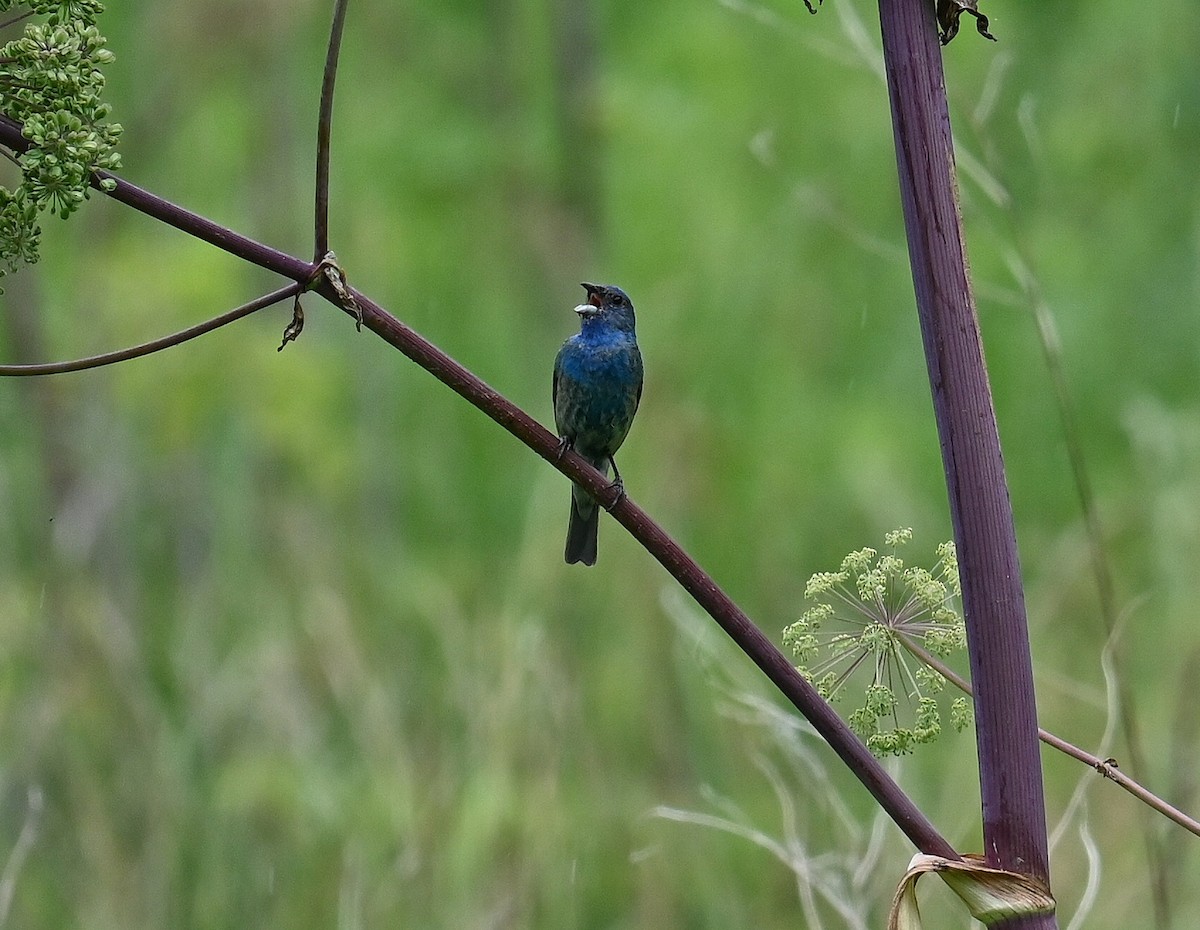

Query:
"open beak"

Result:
[[580, 282, 604, 308]]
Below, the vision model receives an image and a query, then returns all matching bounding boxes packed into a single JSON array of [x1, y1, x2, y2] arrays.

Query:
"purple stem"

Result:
[[314, 0, 350, 260], [877, 0, 1054, 917]]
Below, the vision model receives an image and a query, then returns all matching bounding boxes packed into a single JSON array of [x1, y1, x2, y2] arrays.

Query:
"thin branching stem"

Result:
[[0, 283, 303, 376], [0, 10, 35, 32], [898, 633, 1200, 839], [1016, 263, 1170, 922], [830, 585, 881, 624], [314, 0, 350, 261]]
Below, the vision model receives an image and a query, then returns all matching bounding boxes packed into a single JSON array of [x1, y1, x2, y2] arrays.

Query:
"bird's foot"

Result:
[[604, 455, 626, 508], [554, 436, 572, 461], [605, 474, 626, 509]]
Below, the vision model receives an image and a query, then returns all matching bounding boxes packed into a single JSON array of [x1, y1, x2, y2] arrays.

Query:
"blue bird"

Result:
[[553, 282, 644, 565]]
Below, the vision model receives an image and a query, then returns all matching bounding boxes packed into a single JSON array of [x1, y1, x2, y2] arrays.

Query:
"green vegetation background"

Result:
[[1, 0, 1198, 926]]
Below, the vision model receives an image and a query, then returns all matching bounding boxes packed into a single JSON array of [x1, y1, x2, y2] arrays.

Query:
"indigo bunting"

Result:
[[553, 283, 643, 565]]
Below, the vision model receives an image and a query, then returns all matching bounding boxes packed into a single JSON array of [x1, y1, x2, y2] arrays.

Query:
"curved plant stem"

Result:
[[0, 283, 302, 376], [0, 10, 35, 31], [314, 0, 350, 260]]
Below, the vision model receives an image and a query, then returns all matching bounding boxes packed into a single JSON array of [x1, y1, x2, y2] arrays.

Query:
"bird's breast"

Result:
[[554, 336, 642, 459]]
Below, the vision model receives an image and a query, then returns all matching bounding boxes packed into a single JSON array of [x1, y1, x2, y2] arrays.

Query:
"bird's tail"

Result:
[[564, 488, 599, 566]]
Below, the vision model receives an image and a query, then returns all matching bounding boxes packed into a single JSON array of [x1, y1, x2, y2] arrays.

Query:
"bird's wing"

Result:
[[633, 348, 644, 413], [552, 347, 565, 432]]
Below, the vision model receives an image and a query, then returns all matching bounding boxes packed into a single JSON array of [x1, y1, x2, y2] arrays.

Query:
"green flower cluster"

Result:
[[783, 529, 972, 756], [0, 0, 120, 277]]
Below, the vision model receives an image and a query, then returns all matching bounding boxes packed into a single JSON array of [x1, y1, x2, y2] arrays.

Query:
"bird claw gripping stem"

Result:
[[603, 476, 626, 510], [603, 458, 626, 510]]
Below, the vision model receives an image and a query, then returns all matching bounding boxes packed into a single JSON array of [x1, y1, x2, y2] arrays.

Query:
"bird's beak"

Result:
[[580, 282, 604, 308]]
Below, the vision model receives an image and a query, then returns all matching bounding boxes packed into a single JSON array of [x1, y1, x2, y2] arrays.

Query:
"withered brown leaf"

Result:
[[937, 0, 997, 45]]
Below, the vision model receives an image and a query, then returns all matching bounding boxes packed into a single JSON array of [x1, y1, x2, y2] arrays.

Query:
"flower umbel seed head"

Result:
[[782, 530, 972, 756], [0, 4, 120, 283]]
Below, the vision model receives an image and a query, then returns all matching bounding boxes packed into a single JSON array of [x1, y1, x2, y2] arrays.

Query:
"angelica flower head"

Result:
[[783, 530, 971, 756]]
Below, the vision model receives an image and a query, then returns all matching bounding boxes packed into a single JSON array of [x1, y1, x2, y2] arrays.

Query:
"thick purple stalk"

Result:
[[877, 0, 1054, 917]]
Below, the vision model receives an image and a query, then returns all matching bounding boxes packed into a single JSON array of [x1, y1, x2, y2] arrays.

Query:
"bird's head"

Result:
[[576, 282, 636, 332]]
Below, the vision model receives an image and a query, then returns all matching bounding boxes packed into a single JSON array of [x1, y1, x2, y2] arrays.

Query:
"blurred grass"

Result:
[[1, 0, 1199, 926]]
